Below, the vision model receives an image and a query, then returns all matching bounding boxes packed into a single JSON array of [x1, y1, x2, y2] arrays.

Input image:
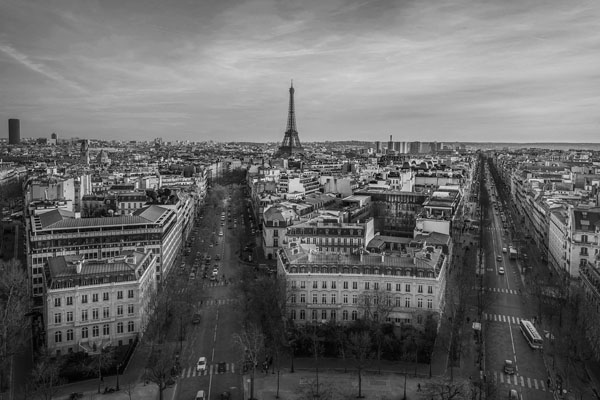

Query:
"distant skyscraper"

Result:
[[8, 119, 20, 145], [276, 81, 304, 158]]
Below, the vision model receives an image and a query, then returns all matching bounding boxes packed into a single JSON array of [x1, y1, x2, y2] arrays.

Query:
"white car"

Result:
[[196, 356, 207, 371], [498, 267, 505, 275], [502, 247, 507, 253]]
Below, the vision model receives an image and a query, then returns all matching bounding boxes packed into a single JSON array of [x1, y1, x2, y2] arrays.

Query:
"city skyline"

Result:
[[1, 0, 599, 143]]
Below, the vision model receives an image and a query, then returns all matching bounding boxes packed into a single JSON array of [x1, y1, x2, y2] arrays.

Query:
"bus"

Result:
[[519, 319, 543, 349]]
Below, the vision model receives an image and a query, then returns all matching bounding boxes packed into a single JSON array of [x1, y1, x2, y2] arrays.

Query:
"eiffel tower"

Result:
[[276, 81, 304, 158]]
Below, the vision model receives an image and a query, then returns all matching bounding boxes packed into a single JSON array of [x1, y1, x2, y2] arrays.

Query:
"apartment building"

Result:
[[27, 204, 179, 299], [277, 173, 320, 197], [565, 207, 600, 277], [278, 243, 447, 327], [43, 251, 156, 355], [286, 217, 375, 254], [262, 205, 299, 259], [579, 259, 600, 361]]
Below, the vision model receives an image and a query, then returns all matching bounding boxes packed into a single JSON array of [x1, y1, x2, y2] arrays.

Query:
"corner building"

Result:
[[277, 243, 447, 327], [43, 251, 157, 355]]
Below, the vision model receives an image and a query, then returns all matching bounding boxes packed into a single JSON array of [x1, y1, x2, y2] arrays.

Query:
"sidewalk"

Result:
[[246, 358, 441, 400]]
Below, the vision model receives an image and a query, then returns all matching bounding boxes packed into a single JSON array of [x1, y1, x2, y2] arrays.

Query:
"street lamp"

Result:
[[116, 363, 121, 391]]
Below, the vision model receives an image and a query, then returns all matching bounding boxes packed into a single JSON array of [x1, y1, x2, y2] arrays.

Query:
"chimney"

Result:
[[76, 259, 84, 274]]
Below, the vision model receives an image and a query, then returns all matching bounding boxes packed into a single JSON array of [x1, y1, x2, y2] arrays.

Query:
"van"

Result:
[[195, 390, 206, 400]]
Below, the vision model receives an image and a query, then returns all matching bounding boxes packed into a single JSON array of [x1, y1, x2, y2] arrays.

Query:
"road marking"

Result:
[[540, 380, 546, 391], [500, 373, 504, 383], [527, 377, 531, 388], [520, 376, 525, 386]]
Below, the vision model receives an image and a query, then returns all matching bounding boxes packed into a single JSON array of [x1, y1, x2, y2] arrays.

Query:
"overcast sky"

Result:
[[1, 0, 599, 143]]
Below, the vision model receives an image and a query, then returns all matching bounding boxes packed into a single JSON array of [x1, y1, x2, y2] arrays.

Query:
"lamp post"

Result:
[[116, 363, 121, 391], [402, 369, 407, 400]]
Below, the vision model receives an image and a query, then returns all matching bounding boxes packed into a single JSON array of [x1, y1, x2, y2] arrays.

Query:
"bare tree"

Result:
[[232, 323, 265, 400], [144, 345, 175, 400], [28, 351, 65, 400], [0, 259, 30, 391], [357, 287, 394, 373], [347, 330, 373, 399], [420, 378, 472, 400]]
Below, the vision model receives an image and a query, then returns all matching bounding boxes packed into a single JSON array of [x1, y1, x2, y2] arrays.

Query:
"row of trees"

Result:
[[234, 269, 441, 398]]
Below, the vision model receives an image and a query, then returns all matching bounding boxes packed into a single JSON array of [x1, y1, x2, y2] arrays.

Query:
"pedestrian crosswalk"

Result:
[[180, 362, 236, 378], [472, 286, 519, 295], [489, 371, 547, 391], [202, 281, 229, 288], [483, 312, 523, 324], [199, 298, 238, 307]]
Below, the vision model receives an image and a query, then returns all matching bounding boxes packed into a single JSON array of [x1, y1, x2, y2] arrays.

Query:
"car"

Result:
[[220, 392, 231, 400], [196, 357, 207, 371], [189, 272, 196, 280], [498, 267, 505, 275], [508, 389, 519, 400], [192, 313, 201, 324], [217, 362, 227, 373], [496, 255, 502, 262], [503, 359, 515, 374], [195, 390, 206, 400], [215, 254, 220, 261], [502, 247, 507, 253], [219, 231, 223, 236]]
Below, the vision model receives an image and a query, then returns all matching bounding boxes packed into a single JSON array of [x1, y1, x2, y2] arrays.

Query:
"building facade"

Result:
[[43, 251, 157, 355], [277, 243, 447, 327]]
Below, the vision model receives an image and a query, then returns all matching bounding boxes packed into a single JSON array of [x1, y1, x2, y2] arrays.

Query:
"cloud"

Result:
[[0, 41, 86, 93]]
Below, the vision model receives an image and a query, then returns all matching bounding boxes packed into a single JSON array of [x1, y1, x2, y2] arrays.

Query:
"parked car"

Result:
[[192, 313, 201, 324]]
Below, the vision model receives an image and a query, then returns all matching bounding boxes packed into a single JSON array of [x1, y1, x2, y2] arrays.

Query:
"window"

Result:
[[331, 281, 336, 289], [92, 325, 99, 337], [352, 295, 358, 304], [374, 282, 379, 290], [54, 298, 61, 307], [128, 304, 134, 315], [313, 294, 318, 304], [81, 327, 88, 338], [117, 322, 123, 334], [321, 310, 327, 320], [82, 295, 88, 304], [92, 309, 99, 320], [343, 294, 348, 304], [351, 310, 358, 321], [396, 296, 402, 306], [418, 285, 423, 294], [81, 310, 88, 322], [117, 305, 123, 316], [352, 282, 358, 289], [300, 294, 306, 304], [386, 283, 392, 291], [428, 286, 433, 294], [66, 329, 73, 341], [300, 281, 306, 289], [417, 315, 423, 324], [66, 296, 73, 306], [66, 311, 73, 322], [405, 298, 411, 308], [313, 281, 318, 289], [343, 281, 348, 289], [103, 324, 110, 335], [103, 307, 110, 319], [117, 291, 123, 300], [342, 310, 349, 321], [300, 310, 306, 320], [582, 235, 588, 243], [331, 294, 336, 304], [290, 309, 297, 320], [405, 284, 411, 293], [291, 281, 297, 289], [417, 298, 423, 308], [311, 310, 318, 321], [291, 294, 296, 304], [396, 284, 401, 292], [54, 313, 62, 324], [103, 292, 109, 301], [92, 293, 99, 302], [364, 282, 370, 290], [127, 321, 134, 332], [581, 247, 589, 256], [331, 310, 336, 321], [427, 299, 433, 309], [321, 294, 327, 304], [128, 290, 134, 299], [55, 331, 62, 343]]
